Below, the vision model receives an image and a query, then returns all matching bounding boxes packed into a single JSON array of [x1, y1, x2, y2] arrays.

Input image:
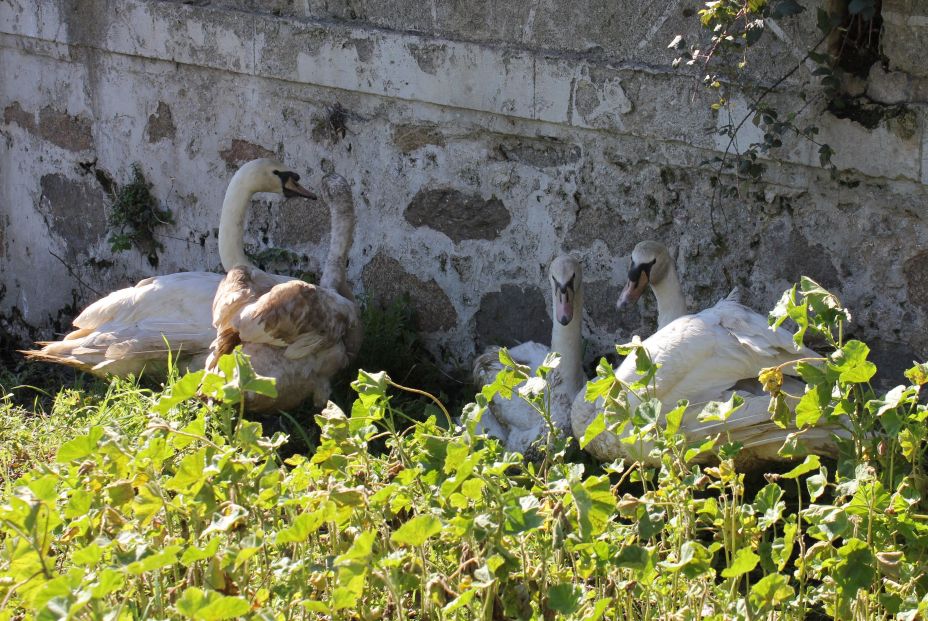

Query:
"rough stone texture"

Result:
[[361, 253, 456, 333], [904, 251, 928, 316], [4, 102, 93, 151], [882, 0, 928, 78], [37, 106, 94, 152], [219, 140, 277, 170], [38, 174, 107, 258], [404, 188, 511, 243], [145, 102, 176, 143], [0, 0, 926, 375], [475, 284, 549, 351], [392, 123, 446, 153]]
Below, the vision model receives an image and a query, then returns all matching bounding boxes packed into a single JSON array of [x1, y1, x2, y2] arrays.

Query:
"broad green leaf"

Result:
[[127, 545, 182, 575], [829, 340, 876, 384], [722, 547, 759, 578], [613, 545, 652, 573], [698, 393, 744, 423], [56, 427, 104, 462], [580, 412, 606, 449], [176, 587, 250, 620], [443, 589, 476, 614], [275, 507, 329, 544], [835, 538, 875, 595], [181, 538, 222, 566], [795, 384, 830, 428], [164, 449, 208, 496], [754, 483, 785, 530], [391, 514, 442, 547], [548, 583, 582, 614], [570, 474, 614, 540], [659, 541, 713, 578], [781, 454, 820, 479], [749, 573, 794, 612]]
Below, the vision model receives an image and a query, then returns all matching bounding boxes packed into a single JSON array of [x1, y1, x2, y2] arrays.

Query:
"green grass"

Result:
[[0, 282, 925, 620]]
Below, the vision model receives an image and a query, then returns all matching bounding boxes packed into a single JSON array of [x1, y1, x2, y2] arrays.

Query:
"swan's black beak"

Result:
[[616, 259, 654, 311], [283, 177, 318, 200]]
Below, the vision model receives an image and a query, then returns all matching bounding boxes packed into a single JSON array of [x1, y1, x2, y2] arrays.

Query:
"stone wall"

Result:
[[1, 0, 926, 381]]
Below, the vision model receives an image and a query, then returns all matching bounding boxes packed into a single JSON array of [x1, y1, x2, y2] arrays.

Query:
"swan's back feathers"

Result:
[[618, 299, 816, 406], [23, 271, 224, 377]]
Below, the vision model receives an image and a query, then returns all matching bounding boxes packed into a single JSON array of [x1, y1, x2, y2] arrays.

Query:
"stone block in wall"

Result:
[[882, 0, 928, 78]]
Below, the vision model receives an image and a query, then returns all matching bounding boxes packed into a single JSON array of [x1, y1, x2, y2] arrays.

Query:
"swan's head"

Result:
[[236, 158, 318, 200], [321, 172, 352, 206], [617, 240, 671, 310], [550, 255, 582, 326]]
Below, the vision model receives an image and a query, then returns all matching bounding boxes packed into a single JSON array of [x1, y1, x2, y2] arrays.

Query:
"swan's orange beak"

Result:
[[617, 272, 648, 310], [282, 176, 318, 200]]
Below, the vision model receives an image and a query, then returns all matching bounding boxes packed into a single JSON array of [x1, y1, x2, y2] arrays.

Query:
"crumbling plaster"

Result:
[[0, 0, 926, 383]]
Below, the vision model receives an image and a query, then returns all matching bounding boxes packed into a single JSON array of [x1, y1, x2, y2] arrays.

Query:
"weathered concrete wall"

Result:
[[1, 0, 926, 380]]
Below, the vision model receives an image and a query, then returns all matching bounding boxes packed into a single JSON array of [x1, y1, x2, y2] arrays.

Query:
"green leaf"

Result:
[[795, 384, 830, 428], [659, 541, 713, 578], [580, 412, 606, 449], [781, 454, 820, 479], [613, 545, 653, 573], [55, 427, 104, 462], [548, 583, 582, 614], [698, 393, 744, 423], [754, 483, 785, 530], [127, 545, 182, 575], [749, 573, 794, 612], [570, 474, 615, 540], [175, 588, 251, 620], [829, 340, 876, 384], [904, 362, 928, 386], [164, 449, 208, 496], [391, 514, 442, 547], [722, 547, 760, 578], [275, 506, 330, 544], [835, 538, 875, 595], [443, 589, 476, 614]]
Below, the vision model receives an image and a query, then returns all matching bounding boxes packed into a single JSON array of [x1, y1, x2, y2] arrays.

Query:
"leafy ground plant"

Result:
[[0, 281, 925, 619]]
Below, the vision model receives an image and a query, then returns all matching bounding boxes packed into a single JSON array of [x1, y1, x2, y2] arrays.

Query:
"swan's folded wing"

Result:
[[236, 281, 358, 359]]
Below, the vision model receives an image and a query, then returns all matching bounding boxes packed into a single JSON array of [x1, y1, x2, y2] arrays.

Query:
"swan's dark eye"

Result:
[[628, 259, 656, 283]]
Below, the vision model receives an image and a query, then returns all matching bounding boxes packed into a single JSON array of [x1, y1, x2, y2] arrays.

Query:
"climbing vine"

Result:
[[670, 0, 884, 228], [106, 163, 174, 268]]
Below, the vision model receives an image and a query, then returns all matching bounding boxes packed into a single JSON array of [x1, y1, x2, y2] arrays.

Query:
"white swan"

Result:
[[22, 159, 317, 377], [572, 240, 843, 467], [472, 255, 585, 454], [617, 240, 687, 329], [206, 172, 361, 413]]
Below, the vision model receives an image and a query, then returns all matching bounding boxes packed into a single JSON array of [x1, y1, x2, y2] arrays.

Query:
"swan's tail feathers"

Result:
[[19, 348, 99, 374], [472, 346, 503, 387], [725, 287, 742, 303], [208, 328, 241, 370]]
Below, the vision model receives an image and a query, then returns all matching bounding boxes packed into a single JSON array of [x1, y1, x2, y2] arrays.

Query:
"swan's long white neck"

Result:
[[218, 170, 257, 271], [319, 176, 356, 300], [550, 289, 584, 396], [652, 263, 687, 328]]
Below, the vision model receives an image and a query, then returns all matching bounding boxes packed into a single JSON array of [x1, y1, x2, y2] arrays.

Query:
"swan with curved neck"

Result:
[[473, 255, 585, 454], [206, 170, 361, 412], [23, 158, 317, 377], [572, 240, 844, 467]]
